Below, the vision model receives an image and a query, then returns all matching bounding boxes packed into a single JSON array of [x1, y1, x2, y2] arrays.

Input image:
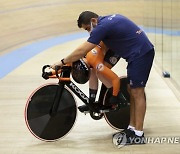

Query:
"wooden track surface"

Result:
[[0, 0, 180, 153], [0, 0, 145, 55], [0, 38, 180, 154]]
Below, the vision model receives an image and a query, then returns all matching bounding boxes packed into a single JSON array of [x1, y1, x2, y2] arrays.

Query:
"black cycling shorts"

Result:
[[104, 49, 120, 67]]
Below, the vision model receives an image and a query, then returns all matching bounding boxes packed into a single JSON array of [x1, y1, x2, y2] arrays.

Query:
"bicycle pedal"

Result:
[[83, 111, 90, 115]]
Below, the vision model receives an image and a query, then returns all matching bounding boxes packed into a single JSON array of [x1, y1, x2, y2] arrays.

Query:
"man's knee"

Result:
[[130, 87, 145, 99]]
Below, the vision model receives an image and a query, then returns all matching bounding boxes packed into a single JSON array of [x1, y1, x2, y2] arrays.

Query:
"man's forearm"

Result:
[[63, 41, 96, 64], [51, 41, 96, 69], [63, 48, 86, 64]]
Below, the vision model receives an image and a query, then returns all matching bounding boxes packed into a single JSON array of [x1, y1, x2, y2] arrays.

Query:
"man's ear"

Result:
[[91, 18, 97, 23]]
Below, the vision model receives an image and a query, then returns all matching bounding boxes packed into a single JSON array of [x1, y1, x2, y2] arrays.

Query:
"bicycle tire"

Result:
[[103, 77, 130, 130], [24, 83, 77, 141]]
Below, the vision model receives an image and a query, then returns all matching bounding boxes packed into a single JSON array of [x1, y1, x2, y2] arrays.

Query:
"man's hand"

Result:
[[50, 61, 63, 70]]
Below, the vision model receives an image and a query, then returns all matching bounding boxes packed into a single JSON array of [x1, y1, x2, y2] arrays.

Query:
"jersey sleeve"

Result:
[[87, 25, 108, 45]]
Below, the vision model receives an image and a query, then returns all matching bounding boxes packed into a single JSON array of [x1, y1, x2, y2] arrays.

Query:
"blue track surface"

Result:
[[0, 27, 180, 79], [0, 32, 88, 79]]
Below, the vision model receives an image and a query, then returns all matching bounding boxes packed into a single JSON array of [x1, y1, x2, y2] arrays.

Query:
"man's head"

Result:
[[77, 11, 99, 33]]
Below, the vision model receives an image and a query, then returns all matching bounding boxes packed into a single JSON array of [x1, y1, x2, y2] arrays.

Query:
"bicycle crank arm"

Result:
[[99, 108, 117, 113]]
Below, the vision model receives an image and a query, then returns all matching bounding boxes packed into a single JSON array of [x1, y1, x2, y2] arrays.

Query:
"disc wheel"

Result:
[[25, 83, 77, 141], [103, 77, 130, 130]]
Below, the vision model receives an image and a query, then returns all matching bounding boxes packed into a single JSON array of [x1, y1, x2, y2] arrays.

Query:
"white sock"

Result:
[[134, 130, 144, 136], [127, 125, 135, 131]]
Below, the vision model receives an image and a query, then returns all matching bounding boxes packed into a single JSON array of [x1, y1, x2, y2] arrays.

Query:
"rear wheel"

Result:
[[103, 77, 130, 130], [24, 83, 77, 141]]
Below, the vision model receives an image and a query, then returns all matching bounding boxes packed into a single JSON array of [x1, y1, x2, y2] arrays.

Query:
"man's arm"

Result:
[[51, 41, 96, 69]]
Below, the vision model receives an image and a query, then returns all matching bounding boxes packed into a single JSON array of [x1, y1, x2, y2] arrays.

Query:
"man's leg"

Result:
[[89, 68, 98, 103], [130, 87, 146, 131], [127, 50, 154, 132], [113, 49, 154, 146], [78, 68, 98, 112], [113, 87, 146, 146], [98, 50, 120, 104], [127, 84, 135, 129]]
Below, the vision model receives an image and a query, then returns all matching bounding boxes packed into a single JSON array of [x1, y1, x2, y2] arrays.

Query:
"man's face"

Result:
[[81, 24, 91, 33], [81, 18, 97, 33]]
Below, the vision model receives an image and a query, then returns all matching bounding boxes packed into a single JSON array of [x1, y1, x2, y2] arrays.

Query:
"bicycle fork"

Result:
[[50, 83, 65, 116]]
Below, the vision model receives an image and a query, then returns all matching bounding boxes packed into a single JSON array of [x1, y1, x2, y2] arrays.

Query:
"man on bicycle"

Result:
[[51, 11, 154, 146], [71, 42, 121, 111]]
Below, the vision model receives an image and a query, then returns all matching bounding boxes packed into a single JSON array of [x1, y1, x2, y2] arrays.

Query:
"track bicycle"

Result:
[[24, 65, 130, 141]]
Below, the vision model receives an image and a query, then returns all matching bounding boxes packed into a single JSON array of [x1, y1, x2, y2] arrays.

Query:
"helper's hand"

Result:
[[50, 61, 63, 70]]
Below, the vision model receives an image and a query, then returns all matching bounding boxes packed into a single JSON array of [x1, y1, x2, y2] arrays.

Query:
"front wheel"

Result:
[[24, 83, 77, 141], [103, 77, 130, 130]]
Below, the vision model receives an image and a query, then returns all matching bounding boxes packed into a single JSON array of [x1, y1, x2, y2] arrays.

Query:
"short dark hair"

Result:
[[77, 11, 99, 28]]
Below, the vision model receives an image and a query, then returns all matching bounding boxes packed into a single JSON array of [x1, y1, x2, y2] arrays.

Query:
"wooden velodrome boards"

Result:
[[0, 0, 180, 154]]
